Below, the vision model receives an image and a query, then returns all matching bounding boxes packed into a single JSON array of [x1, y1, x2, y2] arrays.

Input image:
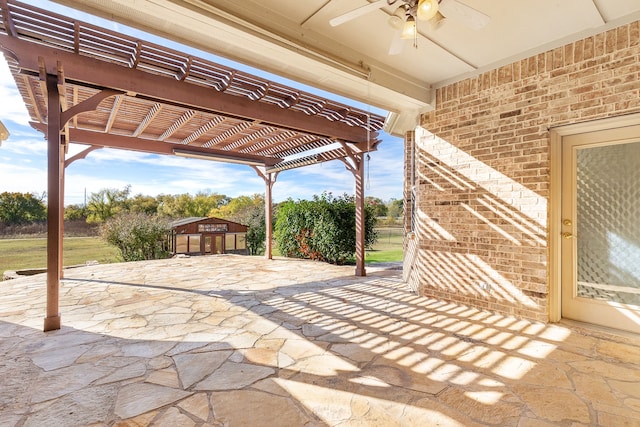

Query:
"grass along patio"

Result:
[[0, 228, 404, 277]]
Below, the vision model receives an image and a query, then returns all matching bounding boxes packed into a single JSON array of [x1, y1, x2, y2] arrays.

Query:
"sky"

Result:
[[0, 0, 404, 206]]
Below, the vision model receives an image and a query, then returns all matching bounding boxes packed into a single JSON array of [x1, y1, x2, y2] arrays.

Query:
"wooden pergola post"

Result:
[[44, 73, 63, 332], [338, 142, 367, 277], [42, 65, 120, 331], [58, 147, 65, 280], [354, 153, 366, 277], [252, 167, 278, 259], [264, 172, 277, 260]]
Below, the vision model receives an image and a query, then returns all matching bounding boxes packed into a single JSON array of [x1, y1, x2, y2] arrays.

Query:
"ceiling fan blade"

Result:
[[329, 0, 387, 27], [388, 29, 406, 55], [439, 0, 490, 30]]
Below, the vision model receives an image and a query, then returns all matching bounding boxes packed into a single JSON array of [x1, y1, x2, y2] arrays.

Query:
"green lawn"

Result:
[[0, 237, 120, 275], [366, 227, 403, 264], [365, 248, 403, 263], [0, 228, 404, 276]]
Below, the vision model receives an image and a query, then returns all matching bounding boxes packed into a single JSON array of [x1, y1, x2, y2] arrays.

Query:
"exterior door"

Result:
[[204, 235, 212, 254], [214, 235, 223, 254], [561, 126, 640, 334]]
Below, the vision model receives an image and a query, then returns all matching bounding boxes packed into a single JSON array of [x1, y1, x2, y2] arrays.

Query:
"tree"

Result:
[[274, 192, 377, 265], [0, 192, 47, 225], [210, 194, 267, 255], [192, 192, 229, 217], [86, 185, 131, 223], [128, 194, 160, 215], [157, 192, 229, 218], [100, 212, 170, 261], [386, 198, 404, 218], [366, 196, 388, 217], [64, 203, 88, 221]]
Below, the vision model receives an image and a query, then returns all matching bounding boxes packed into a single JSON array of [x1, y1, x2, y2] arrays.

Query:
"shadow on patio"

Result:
[[1, 255, 639, 426]]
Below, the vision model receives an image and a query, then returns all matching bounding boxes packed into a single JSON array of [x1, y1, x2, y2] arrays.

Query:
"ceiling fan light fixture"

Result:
[[417, 0, 439, 21], [430, 10, 447, 29], [400, 15, 416, 39], [388, 6, 405, 29]]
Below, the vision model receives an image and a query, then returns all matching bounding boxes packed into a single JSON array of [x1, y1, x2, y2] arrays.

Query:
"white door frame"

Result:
[[549, 113, 640, 323]]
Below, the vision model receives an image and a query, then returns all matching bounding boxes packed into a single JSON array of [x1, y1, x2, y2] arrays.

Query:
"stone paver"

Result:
[[1, 255, 639, 426]]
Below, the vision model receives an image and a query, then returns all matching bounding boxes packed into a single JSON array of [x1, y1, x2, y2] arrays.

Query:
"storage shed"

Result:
[[169, 217, 248, 256]]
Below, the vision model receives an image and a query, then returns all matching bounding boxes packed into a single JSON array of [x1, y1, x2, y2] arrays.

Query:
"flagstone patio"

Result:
[[1, 255, 639, 426]]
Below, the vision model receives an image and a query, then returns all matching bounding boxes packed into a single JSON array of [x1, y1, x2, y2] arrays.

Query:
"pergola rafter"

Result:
[[0, 0, 387, 331]]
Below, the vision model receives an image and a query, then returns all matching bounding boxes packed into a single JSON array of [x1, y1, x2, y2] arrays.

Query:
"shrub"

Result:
[[100, 212, 170, 262], [274, 193, 377, 265]]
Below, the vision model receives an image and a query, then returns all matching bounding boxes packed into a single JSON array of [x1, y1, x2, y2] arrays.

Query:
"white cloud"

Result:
[[0, 161, 48, 196], [1, 136, 47, 156], [0, 60, 31, 127]]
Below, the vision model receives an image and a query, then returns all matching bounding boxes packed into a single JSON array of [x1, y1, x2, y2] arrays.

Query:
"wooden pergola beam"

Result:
[[0, 35, 377, 145], [30, 125, 283, 166]]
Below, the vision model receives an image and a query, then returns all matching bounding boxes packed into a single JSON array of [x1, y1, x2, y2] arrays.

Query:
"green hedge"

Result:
[[274, 193, 377, 265]]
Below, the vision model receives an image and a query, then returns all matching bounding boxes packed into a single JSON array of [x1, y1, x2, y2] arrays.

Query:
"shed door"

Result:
[[214, 235, 223, 254], [204, 234, 223, 254]]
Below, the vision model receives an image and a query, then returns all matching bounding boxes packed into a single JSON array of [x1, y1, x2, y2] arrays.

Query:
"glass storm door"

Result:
[[561, 128, 640, 334], [204, 236, 212, 254]]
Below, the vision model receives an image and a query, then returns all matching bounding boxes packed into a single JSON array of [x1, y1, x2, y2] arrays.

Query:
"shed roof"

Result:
[[169, 217, 208, 228], [0, 0, 386, 172], [169, 217, 246, 228]]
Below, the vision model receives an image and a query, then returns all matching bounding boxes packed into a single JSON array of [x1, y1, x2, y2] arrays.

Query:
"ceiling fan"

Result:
[[330, 0, 490, 54]]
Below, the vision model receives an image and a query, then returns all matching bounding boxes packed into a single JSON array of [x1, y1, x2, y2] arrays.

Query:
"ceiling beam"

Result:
[[1, 35, 376, 144]]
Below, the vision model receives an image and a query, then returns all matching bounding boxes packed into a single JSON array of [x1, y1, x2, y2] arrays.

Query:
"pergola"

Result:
[[0, 0, 386, 331]]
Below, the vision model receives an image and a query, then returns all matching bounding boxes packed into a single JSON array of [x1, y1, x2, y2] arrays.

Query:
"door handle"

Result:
[[561, 232, 575, 239]]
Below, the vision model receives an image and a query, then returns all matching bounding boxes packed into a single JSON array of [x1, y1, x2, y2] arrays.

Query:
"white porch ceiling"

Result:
[[49, 0, 640, 135]]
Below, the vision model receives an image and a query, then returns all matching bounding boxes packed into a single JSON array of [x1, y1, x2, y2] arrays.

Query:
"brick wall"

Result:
[[406, 22, 640, 322]]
